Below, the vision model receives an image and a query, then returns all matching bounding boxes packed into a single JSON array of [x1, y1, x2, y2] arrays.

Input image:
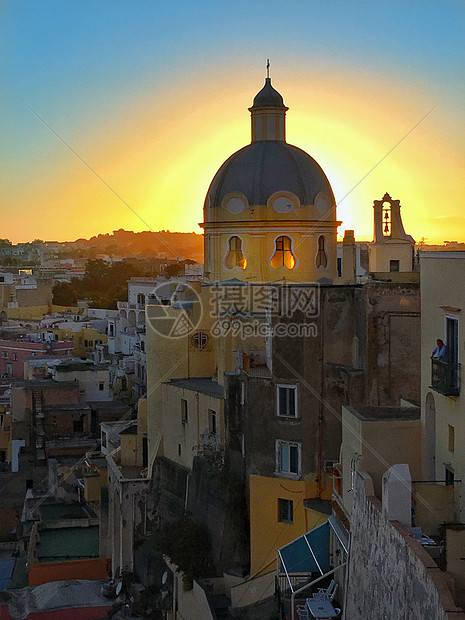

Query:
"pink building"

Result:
[[0, 339, 73, 380]]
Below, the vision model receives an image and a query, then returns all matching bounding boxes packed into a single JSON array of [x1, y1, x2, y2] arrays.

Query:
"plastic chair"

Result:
[[296, 604, 310, 619], [314, 579, 338, 601]]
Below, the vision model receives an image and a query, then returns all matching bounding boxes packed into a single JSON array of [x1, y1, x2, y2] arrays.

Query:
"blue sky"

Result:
[[1, 0, 464, 242]]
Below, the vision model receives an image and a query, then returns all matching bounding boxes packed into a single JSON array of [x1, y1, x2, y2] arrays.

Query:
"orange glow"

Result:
[[271, 236, 296, 269], [6, 67, 464, 245]]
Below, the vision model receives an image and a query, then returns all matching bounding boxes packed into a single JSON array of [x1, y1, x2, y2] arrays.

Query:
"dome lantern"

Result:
[[248, 77, 289, 142]]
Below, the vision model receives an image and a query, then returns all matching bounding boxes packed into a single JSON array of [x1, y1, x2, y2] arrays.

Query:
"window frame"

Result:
[[444, 313, 459, 364], [208, 408, 217, 435], [271, 235, 296, 270], [181, 399, 188, 424], [225, 235, 247, 270], [276, 439, 301, 478], [277, 384, 298, 418]]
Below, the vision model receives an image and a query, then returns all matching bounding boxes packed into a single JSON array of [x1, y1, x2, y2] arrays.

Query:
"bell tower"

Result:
[[369, 193, 415, 275]]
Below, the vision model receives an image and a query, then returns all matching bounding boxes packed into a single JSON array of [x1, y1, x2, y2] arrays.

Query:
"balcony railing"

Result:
[[431, 359, 460, 396]]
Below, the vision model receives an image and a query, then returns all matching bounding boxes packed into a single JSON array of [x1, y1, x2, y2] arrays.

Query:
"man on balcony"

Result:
[[431, 339, 447, 361]]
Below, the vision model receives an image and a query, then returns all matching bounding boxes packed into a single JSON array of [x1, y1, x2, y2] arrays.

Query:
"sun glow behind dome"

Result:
[[3, 63, 464, 244]]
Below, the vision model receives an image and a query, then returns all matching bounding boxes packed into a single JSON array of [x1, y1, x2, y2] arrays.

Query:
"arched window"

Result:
[[271, 236, 296, 270], [316, 235, 328, 268], [225, 236, 247, 269]]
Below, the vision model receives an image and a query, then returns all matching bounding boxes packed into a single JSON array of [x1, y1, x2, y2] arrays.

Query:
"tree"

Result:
[[164, 263, 184, 278]]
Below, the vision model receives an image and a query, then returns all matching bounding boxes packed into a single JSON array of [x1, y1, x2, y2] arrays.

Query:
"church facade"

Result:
[[103, 74, 421, 614]]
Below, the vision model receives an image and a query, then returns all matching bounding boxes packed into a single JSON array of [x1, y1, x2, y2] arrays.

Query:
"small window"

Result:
[[2, 351, 7, 359], [6, 363, 12, 376], [271, 236, 295, 270], [177, 443, 182, 457], [337, 257, 342, 277], [12, 353, 17, 361], [276, 440, 300, 477], [278, 498, 293, 523], [390, 260, 400, 272], [208, 409, 217, 435], [277, 385, 297, 418], [316, 235, 328, 268], [121, 377, 127, 391], [73, 419, 83, 433], [448, 425, 455, 453], [137, 293, 145, 304], [99, 382, 105, 391], [225, 236, 247, 270], [445, 467, 454, 486], [181, 399, 188, 424]]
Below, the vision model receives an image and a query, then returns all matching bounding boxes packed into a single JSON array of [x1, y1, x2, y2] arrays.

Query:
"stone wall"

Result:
[[345, 472, 465, 620]]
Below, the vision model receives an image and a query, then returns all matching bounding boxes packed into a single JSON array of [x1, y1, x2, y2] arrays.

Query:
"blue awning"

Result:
[[0, 558, 15, 590], [278, 521, 330, 576]]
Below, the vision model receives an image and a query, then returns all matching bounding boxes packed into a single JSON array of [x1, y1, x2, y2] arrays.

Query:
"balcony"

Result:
[[431, 359, 460, 396]]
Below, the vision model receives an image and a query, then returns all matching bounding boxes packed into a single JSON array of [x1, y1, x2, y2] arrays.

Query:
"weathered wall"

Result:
[[345, 472, 465, 620], [187, 453, 249, 576], [365, 281, 420, 406], [16, 279, 53, 307], [29, 557, 110, 586]]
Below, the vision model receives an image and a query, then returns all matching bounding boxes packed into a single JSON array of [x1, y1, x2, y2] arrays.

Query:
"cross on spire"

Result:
[[266, 59, 270, 79]]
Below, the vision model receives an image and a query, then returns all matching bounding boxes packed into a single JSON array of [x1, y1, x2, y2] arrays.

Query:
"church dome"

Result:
[[205, 140, 335, 208], [250, 77, 287, 109]]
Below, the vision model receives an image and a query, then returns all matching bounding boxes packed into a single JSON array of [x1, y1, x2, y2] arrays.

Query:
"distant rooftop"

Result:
[[43, 404, 91, 412], [166, 377, 224, 399], [54, 362, 108, 372], [39, 502, 89, 522], [35, 525, 99, 563], [345, 405, 420, 422], [120, 423, 137, 435], [86, 455, 108, 468], [13, 379, 77, 389]]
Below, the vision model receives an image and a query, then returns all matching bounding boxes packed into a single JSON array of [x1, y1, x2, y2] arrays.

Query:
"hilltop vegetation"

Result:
[[52, 259, 157, 308], [63, 229, 204, 263]]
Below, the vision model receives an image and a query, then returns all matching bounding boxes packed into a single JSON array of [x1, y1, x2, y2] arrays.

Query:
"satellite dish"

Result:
[[115, 581, 123, 596], [161, 571, 168, 585]]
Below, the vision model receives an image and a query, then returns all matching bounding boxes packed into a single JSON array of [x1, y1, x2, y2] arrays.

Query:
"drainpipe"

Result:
[[317, 291, 325, 497]]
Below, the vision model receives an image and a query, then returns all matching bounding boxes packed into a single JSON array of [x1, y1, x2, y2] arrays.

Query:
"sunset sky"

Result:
[[2, 0, 464, 246]]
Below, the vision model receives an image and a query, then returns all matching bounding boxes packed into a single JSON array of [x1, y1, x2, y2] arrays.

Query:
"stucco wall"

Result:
[[420, 253, 465, 519], [344, 472, 464, 620], [29, 557, 110, 586]]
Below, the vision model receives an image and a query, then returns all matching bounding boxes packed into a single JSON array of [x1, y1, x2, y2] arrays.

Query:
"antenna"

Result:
[[266, 58, 270, 79]]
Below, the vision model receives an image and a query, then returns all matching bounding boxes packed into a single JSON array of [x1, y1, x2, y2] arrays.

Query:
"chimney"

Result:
[[342, 230, 356, 283]]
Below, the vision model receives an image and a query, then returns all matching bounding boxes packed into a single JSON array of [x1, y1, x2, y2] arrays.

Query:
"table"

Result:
[[306, 597, 338, 619]]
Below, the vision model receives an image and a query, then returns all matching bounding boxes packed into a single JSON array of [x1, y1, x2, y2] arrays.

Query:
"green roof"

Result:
[[36, 526, 100, 563]]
